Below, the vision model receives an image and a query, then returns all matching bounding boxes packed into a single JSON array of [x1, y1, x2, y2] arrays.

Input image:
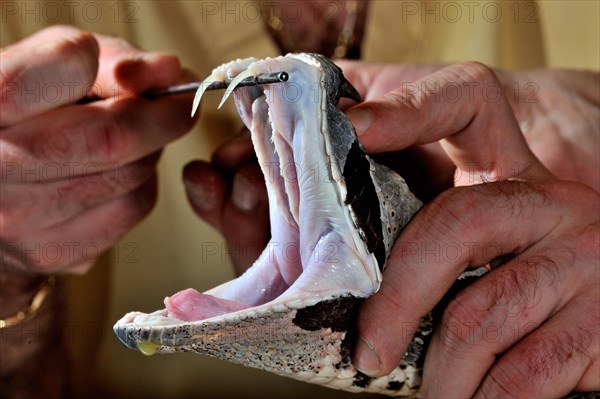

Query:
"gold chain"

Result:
[[264, 0, 359, 59], [0, 276, 55, 329]]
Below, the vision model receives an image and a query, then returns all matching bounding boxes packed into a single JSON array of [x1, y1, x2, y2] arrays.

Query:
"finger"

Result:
[[336, 61, 442, 102], [0, 152, 160, 235], [220, 163, 270, 273], [3, 174, 158, 273], [90, 33, 182, 98], [1, 84, 194, 181], [422, 239, 597, 397], [184, 161, 270, 274], [474, 292, 600, 398], [211, 129, 255, 170], [346, 62, 553, 184], [0, 26, 99, 126], [354, 180, 598, 376], [184, 160, 228, 229]]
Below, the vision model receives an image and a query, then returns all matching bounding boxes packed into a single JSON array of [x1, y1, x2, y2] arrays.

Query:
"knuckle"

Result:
[[89, 158, 155, 199], [111, 160, 155, 191], [420, 187, 483, 242], [32, 125, 77, 162], [376, 279, 405, 314], [438, 253, 566, 350], [457, 61, 498, 86], [92, 110, 133, 165], [480, 358, 531, 398], [474, 180, 549, 221], [487, 251, 567, 316], [379, 83, 429, 132], [57, 166, 150, 209], [439, 291, 488, 347], [481, 323, 597, 397], [0, 65, 24, 126], [383, 87, 423, 111], [59, 30, 100, 77], [518, 328, 594, 382], [486, 259, 549, 315]]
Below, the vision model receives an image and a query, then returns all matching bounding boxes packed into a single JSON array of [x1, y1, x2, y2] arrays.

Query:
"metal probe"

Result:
[[145, 71, 289, 98], [76, 71, 289, 104]]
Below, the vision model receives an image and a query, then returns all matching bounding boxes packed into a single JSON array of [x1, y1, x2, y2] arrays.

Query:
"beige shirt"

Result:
[[2, 1, 598, 397]]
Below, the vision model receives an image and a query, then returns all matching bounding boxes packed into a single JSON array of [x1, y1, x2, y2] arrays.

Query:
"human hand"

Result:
[[339, 60, 600, 194], [346, 62, 599, 397], [1, 25, 195, 274], [183, 130, 270, 275]]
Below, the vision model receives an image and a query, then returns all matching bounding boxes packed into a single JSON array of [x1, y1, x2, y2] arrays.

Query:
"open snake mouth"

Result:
[[114, 54, 423, 396], [122, 54, 393, 326]]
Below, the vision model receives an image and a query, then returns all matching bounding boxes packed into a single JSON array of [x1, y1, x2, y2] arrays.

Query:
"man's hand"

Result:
[[0, 26, 195, 273], [340, 60, 600, 192], [344, 61, 599, 397]]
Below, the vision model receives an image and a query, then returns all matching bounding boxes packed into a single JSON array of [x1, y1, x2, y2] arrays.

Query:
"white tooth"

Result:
[[218, 69, 256, 109], [191, 73, 221, 117]]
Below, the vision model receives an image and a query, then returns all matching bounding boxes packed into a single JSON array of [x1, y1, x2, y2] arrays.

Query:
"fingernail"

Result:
[[232, 174, 259, 212], [354, 336, 381, 376], [187, 180, 217, 211], [346, 107, 372, 136]]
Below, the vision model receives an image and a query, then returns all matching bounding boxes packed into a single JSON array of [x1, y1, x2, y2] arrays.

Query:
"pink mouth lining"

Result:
[[164, 289, 250, 322]]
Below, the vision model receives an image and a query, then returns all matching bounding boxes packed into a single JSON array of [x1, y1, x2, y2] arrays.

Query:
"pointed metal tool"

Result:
[[147, 71, 289, 99], [76, 72, 289, 105]]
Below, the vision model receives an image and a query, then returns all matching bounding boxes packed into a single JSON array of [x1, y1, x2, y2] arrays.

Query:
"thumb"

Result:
[[346, 62, 552, 185]]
